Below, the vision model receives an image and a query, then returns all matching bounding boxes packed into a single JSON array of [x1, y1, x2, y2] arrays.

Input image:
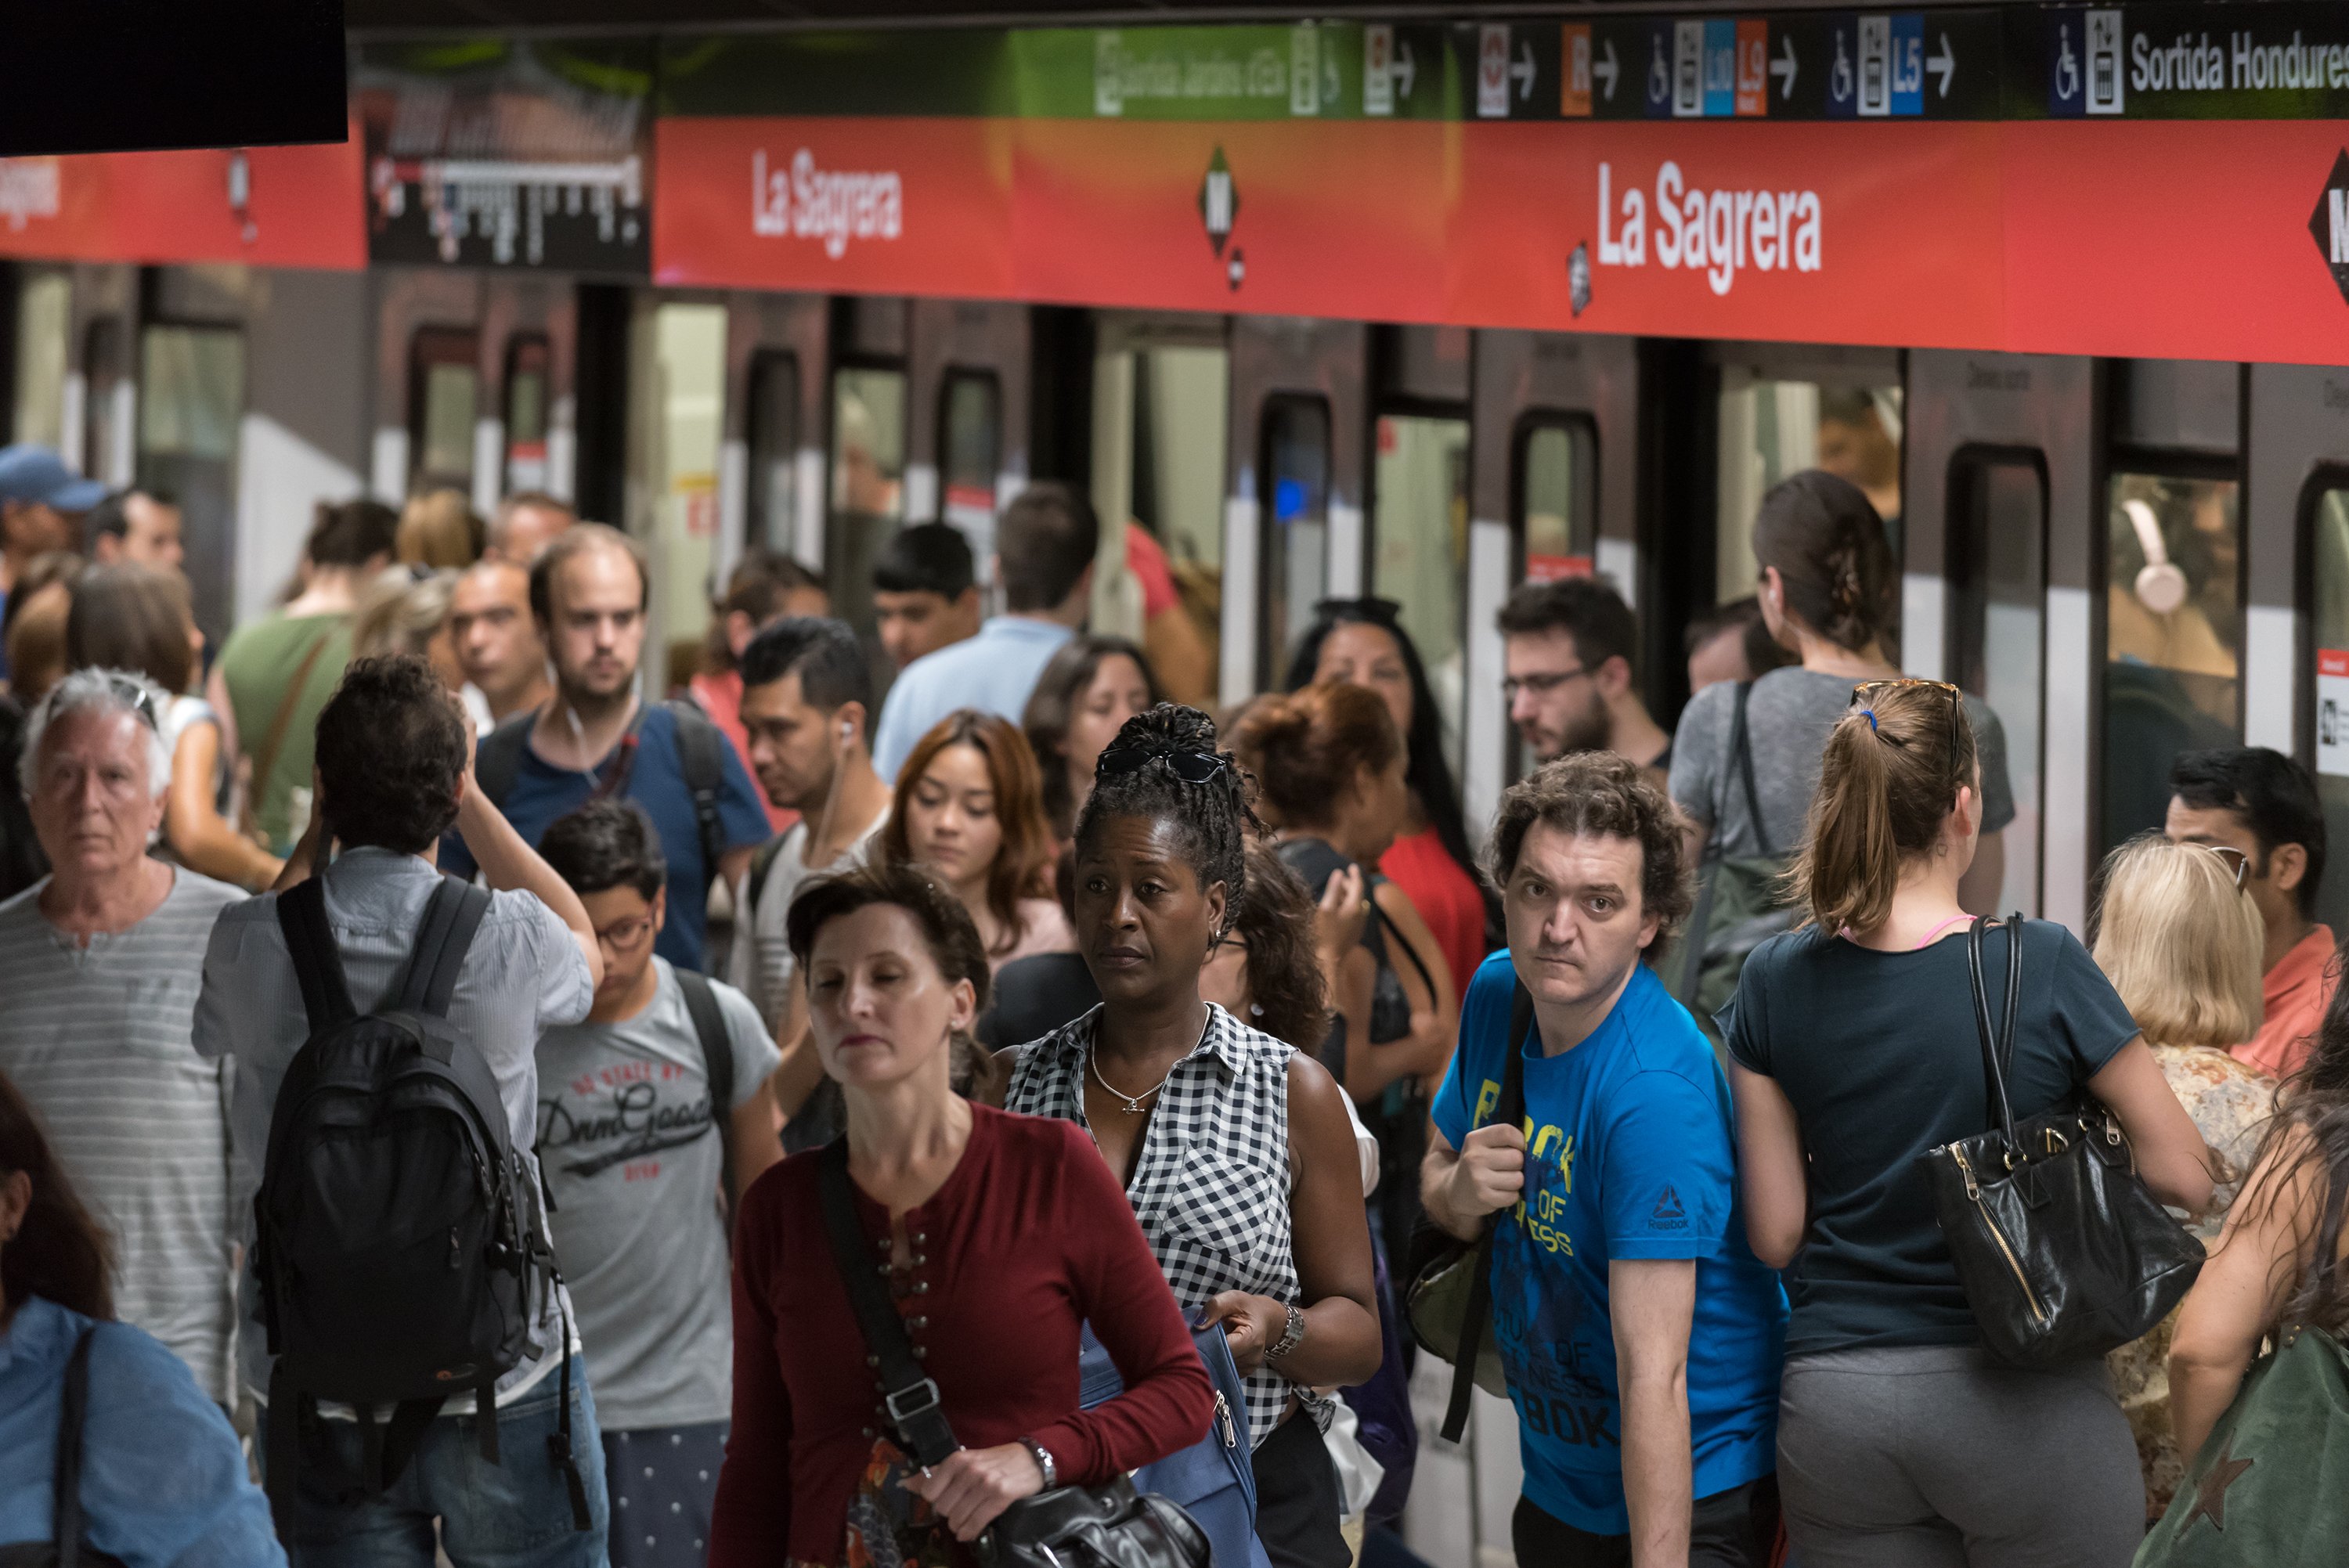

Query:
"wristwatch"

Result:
[[1019, 1436, 1058, 1492], [1264, 1299, 1308, 1362]]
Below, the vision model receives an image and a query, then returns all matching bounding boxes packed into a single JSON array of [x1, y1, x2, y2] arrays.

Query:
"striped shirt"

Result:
[[0, 868, 247, 1403]]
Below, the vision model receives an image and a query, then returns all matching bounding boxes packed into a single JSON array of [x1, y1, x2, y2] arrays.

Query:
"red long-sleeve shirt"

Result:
[[710, 1104, 1214, 1567]]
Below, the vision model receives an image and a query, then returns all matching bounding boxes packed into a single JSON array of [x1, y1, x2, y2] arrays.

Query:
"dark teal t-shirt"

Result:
[[1719, 920, 2142, 1358], [1433, 953, 1788, 1534]]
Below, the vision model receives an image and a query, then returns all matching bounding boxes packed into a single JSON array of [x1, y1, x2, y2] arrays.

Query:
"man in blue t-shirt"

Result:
[[1425, 752, 1788, 1567], [447, 524, 770, 972]]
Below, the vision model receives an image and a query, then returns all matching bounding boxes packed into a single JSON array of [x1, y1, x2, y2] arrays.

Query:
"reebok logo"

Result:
[[1649, 1184, 1688, 1231]]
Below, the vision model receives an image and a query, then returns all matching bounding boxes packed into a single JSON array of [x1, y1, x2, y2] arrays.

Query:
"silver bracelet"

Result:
[[1019, 1436, 1058, 1492], [1264, 1299, 1308, 1362]]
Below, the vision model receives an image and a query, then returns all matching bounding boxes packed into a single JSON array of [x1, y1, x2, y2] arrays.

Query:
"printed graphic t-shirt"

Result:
[[536, 959, 780, 1430], [1432, 953, 1787, 1535]]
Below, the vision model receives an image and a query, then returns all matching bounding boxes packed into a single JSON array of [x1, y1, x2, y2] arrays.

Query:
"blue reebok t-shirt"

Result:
[[1431, 951, 1788, 1535], [445, 705, 770, 972]]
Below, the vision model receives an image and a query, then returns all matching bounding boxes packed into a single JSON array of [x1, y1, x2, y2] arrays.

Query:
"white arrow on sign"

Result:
[[1770, 34, 1799, 99], [1928, 34, 1956, 96], [1593, 38, 1620, 99], [1512, 39, 1537, 99], [1395, 40, 1417, 98]]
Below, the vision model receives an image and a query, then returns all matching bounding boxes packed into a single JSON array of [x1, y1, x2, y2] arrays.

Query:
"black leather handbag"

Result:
[[815, 1144, 1210, 1568], [1920, 915, 2205, 1369]]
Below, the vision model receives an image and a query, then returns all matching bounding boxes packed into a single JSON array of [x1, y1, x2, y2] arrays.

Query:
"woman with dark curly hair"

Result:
[[1001, 704, 1380, 1568]]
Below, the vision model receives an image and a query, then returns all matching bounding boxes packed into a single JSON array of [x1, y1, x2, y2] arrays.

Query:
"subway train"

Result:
[[2, 4, 2345, 1555]]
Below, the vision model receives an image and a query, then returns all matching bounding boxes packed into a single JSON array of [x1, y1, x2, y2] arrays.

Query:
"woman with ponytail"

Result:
[[1669, 469, 2017, 914], [1720, 680, 2212, 1566]]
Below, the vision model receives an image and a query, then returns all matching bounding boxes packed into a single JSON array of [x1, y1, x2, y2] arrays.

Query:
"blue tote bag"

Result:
[[1079, 1322, 1273, 1568]]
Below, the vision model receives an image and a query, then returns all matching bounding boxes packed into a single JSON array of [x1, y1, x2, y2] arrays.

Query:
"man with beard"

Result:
[[1499, 577, 1672, 788], [453, 524, 770, 972]]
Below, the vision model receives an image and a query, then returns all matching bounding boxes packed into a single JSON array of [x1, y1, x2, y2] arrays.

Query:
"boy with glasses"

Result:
[[534, 798, 782, 1568]]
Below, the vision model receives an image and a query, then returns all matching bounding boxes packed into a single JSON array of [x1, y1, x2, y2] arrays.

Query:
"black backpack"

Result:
[[254, 876, 586, 1527], [475, 697, 729, 878]]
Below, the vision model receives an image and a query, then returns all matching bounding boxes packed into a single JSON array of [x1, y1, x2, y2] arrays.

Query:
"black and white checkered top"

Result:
[[1004, 1001, 1322, 1450]]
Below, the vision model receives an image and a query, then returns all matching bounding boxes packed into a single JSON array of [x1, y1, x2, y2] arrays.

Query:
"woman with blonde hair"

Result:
[[395, 487, 485, 569], [2093, 834, 2271, 1515]]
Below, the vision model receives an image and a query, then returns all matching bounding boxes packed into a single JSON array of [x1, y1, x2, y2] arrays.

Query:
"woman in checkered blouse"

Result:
[[999, 704, 1383, 1568]]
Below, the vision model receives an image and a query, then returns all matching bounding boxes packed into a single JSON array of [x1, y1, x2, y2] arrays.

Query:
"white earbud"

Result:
[[2123, 499, 2188, 616]]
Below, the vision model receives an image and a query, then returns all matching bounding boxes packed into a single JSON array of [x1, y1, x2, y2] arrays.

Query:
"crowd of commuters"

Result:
[[0, 435, 2347, 1568]]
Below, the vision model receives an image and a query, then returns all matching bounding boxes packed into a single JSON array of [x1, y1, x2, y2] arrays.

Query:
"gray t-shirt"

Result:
[[1669, 667, 2015, 860], [0, 868, 246, 1402], [727, 806, 887, 1027], [193, 847, 594, 1408], [534, 959, 778, 1430]]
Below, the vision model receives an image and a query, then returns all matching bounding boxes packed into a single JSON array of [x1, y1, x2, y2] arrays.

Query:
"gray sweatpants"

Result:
[[1776, 1345, 2145, 1568]]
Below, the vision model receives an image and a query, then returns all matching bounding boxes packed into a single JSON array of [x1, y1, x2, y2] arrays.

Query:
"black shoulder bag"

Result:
[[1921, 914, 2206, 1368], [815, 1143, 1210, 1568], [1402, 982, 1532, 1442]]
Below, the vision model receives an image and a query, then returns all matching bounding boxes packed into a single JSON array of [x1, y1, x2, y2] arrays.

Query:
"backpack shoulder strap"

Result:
[[474, 709, 538, 807], [1441, 981, 1532, 1445], [661, 697, 730, 878], [276, 876, 357, 1029], [749, 834, 789, 909], [676, 970, 738, 1217], [1730, 681, 1773, 859], [53, 1324, 98, 1568], [397, 877, 493, 1018]]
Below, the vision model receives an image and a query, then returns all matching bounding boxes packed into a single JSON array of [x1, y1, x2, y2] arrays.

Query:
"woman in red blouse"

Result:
[[710, 861, 1211, 1567]]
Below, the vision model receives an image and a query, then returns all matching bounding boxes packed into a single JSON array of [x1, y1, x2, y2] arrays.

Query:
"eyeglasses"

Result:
[[1503, 666, 1589, 701], [1849, 679, 1965, 791], [1096, 741, 1230, 786], [592, 913, 656, 950], [2197, 844, 2253, 892]]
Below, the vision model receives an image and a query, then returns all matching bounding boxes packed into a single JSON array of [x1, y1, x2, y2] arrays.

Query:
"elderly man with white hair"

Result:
[[0, 667, 246, 1401]]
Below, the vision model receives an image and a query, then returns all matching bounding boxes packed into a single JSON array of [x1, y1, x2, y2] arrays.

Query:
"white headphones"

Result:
[[2123, 499, 2189, 616]]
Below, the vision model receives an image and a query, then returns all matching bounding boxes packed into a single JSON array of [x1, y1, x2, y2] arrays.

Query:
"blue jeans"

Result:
[[261, 1355, 611, 1568]]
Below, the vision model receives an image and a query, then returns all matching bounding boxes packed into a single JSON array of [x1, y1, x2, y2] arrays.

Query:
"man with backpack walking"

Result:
[[194, 654, 612, 1567], [449, 523, 772, 973], [534, 799, 781, 1568]]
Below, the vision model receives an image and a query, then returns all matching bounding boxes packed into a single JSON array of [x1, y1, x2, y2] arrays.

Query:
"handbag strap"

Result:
[[1965, 914, 2025, 1146], [817, 1141, 962, 1468], [1440, 982, 1533, 1444]]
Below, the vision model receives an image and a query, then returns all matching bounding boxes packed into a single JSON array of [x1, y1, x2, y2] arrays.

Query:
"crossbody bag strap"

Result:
[[1441, 982, 1532, 1445], [241, 629, 334, 842], [1967, 917, 2020, 1144], [1365, 892, 1439, 1005], [1732, 681, 1772, 860], [817, 1142, 961, 1468], [52, 1325, 99, 1568], [1675, 683, 1753, 1006]]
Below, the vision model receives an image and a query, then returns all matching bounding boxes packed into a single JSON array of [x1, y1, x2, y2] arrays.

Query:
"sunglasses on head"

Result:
[[2197, 843, 2253, 892], [1095, 741, 1230, 786], [1849, 679, 1965, 791], [101, 673, 161, 733]]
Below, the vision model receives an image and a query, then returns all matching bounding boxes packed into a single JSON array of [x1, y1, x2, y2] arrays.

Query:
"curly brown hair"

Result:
[[1221, 839, 1330, 1053], [1486, 752, 1694, 943]]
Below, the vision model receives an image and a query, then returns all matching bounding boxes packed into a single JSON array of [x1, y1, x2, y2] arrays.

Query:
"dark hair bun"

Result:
[[1119, 701, 1219, 754]]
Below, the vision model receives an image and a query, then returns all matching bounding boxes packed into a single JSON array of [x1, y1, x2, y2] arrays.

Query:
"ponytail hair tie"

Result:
[[1861, 709, 1879, 732]]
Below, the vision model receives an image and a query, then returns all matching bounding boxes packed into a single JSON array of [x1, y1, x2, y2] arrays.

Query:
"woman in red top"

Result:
[[710, 861, 1211, 1567], [1284, 600, 1493, 1000]]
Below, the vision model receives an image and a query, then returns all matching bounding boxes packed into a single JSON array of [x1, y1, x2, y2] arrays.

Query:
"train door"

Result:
[[822, 297, 913, 651], [723, 290, 828, 575], [1464, 330, 1637, 830], [1369, 326, 1473, 795], [1223, 316, 1368, 705], [9, 265, 71, 453], [908, 300, 1030, 591], [2096, 360, 2245, 870], [2246, 363, 2349, 925], [628, 287, 731, 693], [1092, 312, 1229, 708], [1903, 351, 2095, 927]]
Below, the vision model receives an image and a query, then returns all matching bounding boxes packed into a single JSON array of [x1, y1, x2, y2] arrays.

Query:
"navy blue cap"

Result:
[[0, 445, 106, 513]]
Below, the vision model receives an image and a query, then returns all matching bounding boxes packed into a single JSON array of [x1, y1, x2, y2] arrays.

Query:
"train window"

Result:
[[940, 371, 1001, 558], [503, 335, 550, 496], [1259, 396, 1331, 687], [745, 351, 799, 556], [1949, 452, 2049, 917], [1715, 372, 1903, 607], [82, 317, 126, 484], [1099, 340, 1228, 706], [828, 366, 907, 638], [648, 303, 728, 687], [12, 271, 70, 451], [1373, 413, 1470, 764], [2101, 470, 2243, 857], [136, 324, 242, 642], [409, 328, 479, 492], [2304, 478, 2349, 930], [1517, 417, 1597, 581]]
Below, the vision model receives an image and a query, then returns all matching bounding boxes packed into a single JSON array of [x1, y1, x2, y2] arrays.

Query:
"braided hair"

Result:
[[1073, 704, 1263, 925]]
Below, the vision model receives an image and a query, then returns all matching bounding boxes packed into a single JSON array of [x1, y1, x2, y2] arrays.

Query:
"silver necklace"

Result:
[[1088, 1015, 1211, 1116]]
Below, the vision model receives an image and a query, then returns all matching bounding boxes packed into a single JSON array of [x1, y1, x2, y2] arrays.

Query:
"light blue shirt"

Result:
[[0, 1295, 285, 1566], [871, 615, 1075, 780]]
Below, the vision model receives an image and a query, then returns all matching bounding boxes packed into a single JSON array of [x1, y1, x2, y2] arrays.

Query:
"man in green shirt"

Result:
[[216, 499, 397, 853]]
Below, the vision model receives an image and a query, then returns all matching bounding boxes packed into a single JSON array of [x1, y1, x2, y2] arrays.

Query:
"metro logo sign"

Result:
[[2310, 148, 2349, 305]]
